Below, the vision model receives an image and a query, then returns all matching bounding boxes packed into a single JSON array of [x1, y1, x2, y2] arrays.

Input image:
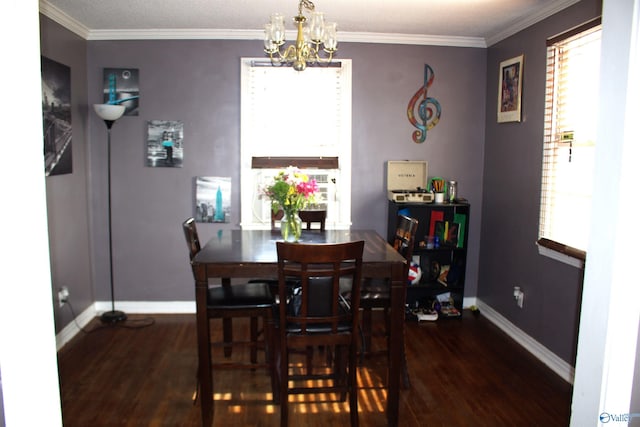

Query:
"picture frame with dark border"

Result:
[[497, 54, 524, 123]]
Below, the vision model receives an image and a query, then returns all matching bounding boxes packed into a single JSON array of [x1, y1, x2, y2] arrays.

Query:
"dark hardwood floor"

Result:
[[57, 311, 572, 426]]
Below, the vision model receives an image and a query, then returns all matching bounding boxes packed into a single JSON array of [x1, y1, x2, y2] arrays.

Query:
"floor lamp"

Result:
[[93, 103, 127, 323]]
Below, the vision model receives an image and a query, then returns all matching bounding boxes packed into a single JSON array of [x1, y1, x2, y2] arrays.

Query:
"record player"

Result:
[[387, 160, 434, 203]]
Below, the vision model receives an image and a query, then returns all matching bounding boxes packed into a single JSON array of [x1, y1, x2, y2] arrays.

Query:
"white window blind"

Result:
[[244, 64, 344, 155], [538, 20, 601, 257], [240, 59, 352, 229]]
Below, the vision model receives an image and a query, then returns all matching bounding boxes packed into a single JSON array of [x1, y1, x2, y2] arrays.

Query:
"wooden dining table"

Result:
[[191, 229, 407, 426]]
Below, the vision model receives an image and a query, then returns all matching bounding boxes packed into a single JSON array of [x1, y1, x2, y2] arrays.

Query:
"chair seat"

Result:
[[207, 282, 274, 308]]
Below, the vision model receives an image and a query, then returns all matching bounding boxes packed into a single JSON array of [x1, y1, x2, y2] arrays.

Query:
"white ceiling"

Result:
[[40, 0, 581, 47]]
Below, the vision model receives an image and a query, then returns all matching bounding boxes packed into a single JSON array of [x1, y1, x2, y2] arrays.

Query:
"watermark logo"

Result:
[[600, 412, 640, 423]]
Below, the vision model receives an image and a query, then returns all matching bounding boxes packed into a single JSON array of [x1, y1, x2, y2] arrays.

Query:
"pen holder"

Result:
[[430, 177, 446, 203]]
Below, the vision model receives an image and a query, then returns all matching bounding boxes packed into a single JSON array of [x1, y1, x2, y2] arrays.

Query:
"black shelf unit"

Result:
[[387, 200, 470, 312]]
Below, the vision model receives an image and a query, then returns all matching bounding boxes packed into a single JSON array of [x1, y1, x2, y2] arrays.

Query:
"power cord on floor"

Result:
[[64, 299, 155, 333]]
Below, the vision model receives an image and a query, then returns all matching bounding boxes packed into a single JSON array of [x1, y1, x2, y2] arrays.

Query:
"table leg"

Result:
[[196, 271, 213, 426], [387, 263, 404, 427]]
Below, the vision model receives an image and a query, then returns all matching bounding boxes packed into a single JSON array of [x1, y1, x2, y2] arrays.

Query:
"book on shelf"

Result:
[[428, 210, 444, 237], [453, 213, 466, 248], [434, 221, 445, 242], [445, 222, 460, 246], [437, 264, 450, 287]]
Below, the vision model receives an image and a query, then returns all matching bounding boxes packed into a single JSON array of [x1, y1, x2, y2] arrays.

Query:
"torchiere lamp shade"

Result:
[[93, 104, 125, 121]]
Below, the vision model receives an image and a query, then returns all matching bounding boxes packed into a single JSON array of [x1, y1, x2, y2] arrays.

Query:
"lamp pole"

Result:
[[93, 104, 127, 323]]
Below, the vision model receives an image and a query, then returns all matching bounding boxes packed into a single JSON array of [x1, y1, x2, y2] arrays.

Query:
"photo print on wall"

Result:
[[146, 120, 184, 168], [196, 177, 231, 223], [102, 68, 139, 116], [41, 56, 72, 176]]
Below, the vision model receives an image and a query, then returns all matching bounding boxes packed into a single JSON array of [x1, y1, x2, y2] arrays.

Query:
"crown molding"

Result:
[[339, 32, 486, 48], [485, 0, 582, 46], [87, 28, 487, 48], [39, 0, 90, 39]]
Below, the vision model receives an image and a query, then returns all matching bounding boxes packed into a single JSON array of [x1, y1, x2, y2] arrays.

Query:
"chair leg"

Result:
[[400, 331, 411, 389], [361, 307, 372, 356], [306, 346, 314, 375], [279, 346, 289, 427], [192, 374, 199, 404], [334, 345, 348, 402], [250, 316, 258, 364], [223, 318, 233, 357], [349, 343, 359, 427], [268, 318, 280, 405]]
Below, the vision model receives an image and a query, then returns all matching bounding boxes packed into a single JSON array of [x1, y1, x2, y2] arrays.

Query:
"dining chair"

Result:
[[273, 240, 364, 427], [299, 209, 327, 230], [271, 209, 326, 231], [359, 214, 418, 389], [182, 218, 276, 402], [265, 209, 329, 374]]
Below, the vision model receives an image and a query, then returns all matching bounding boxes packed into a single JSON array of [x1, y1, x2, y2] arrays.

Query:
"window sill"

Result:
[[536, 238, 585, 269]]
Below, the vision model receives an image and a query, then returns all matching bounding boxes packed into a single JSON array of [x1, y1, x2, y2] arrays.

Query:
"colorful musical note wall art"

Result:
[[407, 64, 442, 143]]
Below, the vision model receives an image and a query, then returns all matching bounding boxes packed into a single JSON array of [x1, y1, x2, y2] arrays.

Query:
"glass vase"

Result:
[[281, 212, 302, 242]]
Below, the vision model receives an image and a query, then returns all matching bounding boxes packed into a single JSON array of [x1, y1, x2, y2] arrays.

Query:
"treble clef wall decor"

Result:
[[407, 64, 442, 143]]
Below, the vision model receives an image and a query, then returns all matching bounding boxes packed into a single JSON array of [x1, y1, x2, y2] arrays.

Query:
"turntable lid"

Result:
[[386, 161, 428, 191]]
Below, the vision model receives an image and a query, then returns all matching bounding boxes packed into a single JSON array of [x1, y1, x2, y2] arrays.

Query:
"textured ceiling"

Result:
[[41, 0, 581, 46]]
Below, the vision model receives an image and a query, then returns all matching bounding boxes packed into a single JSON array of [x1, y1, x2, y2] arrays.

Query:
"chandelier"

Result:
[[263, 0, 338, 71]]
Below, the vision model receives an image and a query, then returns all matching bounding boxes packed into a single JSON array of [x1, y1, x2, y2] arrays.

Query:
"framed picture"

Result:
[[102, 68, 139, 116], [146, 120, 184, 167], [41, 56, 73, 176], [195, 177, 231, 223], [497, 54, 524, 123]]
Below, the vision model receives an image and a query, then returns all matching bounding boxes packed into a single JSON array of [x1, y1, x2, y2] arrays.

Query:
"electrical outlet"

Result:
[[58, 286, 70, 308], [513, 286, 524, 308]]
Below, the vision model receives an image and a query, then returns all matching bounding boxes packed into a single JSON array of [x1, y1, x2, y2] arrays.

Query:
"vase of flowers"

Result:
[[263, 166, 318, 242]]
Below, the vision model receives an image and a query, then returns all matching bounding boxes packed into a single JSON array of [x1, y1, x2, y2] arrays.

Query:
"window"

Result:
[[240, 59, 352, 229], [538, 19, 601, 263]]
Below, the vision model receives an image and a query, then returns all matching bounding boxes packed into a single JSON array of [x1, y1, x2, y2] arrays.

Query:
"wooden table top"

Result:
[[193, 229, 406, 269]]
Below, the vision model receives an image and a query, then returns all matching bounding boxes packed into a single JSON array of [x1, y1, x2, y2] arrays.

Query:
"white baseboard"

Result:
[[476, 299, 575, 384], [94, 301, 196, 314], [55, 304, 97, 350], [56, 301, 195, 351]]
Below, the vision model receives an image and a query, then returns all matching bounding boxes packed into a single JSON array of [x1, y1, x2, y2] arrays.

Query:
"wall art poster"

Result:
[[497, 55, 524, 123], [146, 120, 184, 168], [41, 56, 72, 176], [102, 68, 140, 116], [196, 177, 231, 223]]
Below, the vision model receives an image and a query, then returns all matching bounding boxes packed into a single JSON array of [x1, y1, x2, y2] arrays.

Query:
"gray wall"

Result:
[[84, 39, 486, 304], [480, 0, 601, 364], [40, 17, 93, 331]]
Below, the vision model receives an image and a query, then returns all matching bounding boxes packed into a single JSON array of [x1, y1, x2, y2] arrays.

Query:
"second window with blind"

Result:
[[538, 19, 602, 262]]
